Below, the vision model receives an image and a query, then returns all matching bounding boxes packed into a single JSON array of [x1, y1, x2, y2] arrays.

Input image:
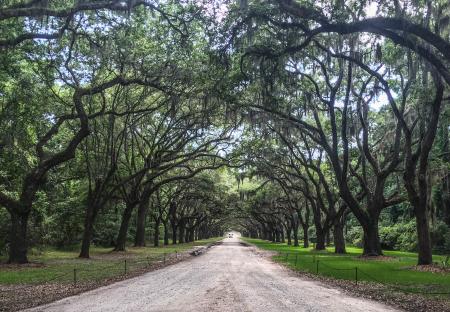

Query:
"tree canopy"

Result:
[[0, 0, 449, 267]]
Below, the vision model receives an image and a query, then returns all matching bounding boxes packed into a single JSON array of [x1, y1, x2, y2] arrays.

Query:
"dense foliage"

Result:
[[0, 0, 448, 267]]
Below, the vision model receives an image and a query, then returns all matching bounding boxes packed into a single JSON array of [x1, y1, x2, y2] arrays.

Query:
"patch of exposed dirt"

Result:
[[0, 262, 46, 270], [356, 255, 397, 261], [408, 264, 450, 274], [239, 241, 251, 247], [249, 246, 279, 259]]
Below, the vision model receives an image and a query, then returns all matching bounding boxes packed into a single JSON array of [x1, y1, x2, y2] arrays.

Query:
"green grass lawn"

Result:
[[243, 238, 450, 296], [0, 237, 222, 285]]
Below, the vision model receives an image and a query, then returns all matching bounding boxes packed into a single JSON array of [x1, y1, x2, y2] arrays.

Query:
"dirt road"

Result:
[[25, 235, 400, 312]]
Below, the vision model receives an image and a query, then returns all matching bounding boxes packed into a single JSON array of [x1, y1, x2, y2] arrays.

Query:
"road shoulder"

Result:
[[245, 240, 449, 312]]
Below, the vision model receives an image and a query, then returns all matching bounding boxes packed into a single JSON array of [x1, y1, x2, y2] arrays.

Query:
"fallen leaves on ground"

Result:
[[0, 251, 193, 312], [286, 264, 450, 312]]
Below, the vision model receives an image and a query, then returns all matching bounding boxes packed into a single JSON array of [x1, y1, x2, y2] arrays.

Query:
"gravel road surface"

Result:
[[25, 235, 400, 312]]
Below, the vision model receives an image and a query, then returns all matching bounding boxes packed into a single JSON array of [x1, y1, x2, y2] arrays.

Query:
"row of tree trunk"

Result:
[[245, 214, 346, 253]]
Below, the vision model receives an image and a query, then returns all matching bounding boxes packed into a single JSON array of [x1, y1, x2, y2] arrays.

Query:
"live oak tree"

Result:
[[0, 0, 229, 263], [224, 0, 449, 263], [1, 0, 449, 267]]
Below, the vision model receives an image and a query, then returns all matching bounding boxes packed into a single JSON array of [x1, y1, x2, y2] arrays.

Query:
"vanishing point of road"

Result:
[[26, 235, 399, 312]]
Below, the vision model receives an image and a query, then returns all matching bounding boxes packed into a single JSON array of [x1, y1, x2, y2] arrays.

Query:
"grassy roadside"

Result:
[[242, 238, 450, 296], [0, 237, 222, 285]]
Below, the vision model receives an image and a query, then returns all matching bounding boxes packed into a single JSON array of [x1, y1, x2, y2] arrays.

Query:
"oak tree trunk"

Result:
[[189, 228, 195, 242], [362, 221, 382, 256], [286, 226, 292, 245], [8, 210, 29, 264], [302, 224, 309, 248], [163, 221, 169, 245], [333, 217, 346, 254], [172, 225, 177, 245], [114, 201, 137, 251], [153, 217, 161, 247], [415, 203, 433, 265], [293, 224, 299, 247], [178, 222, 185, 244], [134, 191, 151, 247], [79, 202, 99, 258], [315, 228, 326, 250]]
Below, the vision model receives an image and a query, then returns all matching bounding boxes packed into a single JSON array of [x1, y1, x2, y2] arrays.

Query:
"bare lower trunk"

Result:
[[362, 221, 382, 256], [163, 221, 169, 245], [404, 161, 433, 265], [114, 201, 136, 251], [153, 217, 161, 247], [404, 181, 433, 264], [416, 206, 432, 265], [178, 223, 185, 244], [312, 205, 325, 250], [185, 228, 190, 243], [8, 210, 29, 264], [325, 229, 331, 247], [188, 228, 195, 242], [444, 174, 450, 227], [79, 203, 98, 258], [293, 224, 299, 247], [172, 224, 177, 245], [134, 196, 150, 247], [333, 217, 346, 254], [302, 224, 309, 248], [315, 226, 325, 250], [290, 215, 299, 247], [286, 227, 292, 245]]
